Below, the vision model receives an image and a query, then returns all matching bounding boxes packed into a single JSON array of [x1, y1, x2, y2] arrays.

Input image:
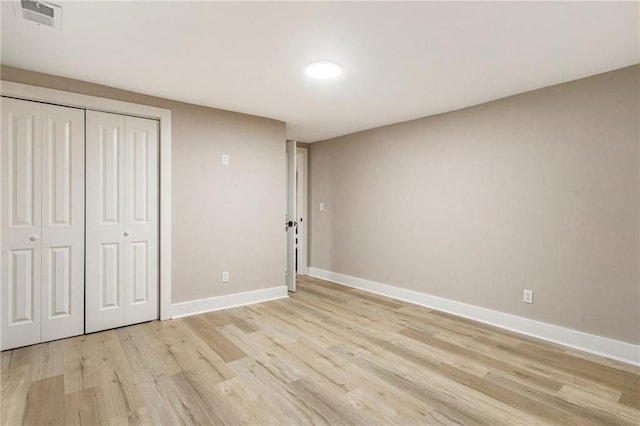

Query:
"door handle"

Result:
[[285, 221, 297, 231], [29, 234, 39, 242], [124, 231, 130, 237]]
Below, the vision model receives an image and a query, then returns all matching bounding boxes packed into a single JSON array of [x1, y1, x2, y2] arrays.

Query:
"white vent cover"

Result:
[[14, 0, 62, 30]]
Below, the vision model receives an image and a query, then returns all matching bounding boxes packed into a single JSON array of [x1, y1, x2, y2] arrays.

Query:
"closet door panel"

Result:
[[41, 105, 85, 341], [123, 117, 158, 325], [85, 111, 126, 333], [1, 98, 42, 350]]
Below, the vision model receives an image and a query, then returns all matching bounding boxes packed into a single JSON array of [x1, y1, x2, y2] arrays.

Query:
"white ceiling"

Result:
[[1, 1, 638, 142]]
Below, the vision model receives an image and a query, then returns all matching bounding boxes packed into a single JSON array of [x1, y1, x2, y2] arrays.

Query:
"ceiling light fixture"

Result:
[[305, 61, 342, 79]]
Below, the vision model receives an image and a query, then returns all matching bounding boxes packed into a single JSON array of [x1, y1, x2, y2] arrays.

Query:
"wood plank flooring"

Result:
[[2, 275, 639, 425]]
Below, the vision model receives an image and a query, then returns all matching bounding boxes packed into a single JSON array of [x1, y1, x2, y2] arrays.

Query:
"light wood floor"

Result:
[[2, 276, 639, 425]]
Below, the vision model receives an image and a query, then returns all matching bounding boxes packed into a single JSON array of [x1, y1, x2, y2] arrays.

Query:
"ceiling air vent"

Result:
[[14, 0, 62, 30]]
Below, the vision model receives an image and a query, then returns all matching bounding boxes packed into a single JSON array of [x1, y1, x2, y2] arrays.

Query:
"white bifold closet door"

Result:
[[85, 111, 158, 333], [1, 97, 85, 350]]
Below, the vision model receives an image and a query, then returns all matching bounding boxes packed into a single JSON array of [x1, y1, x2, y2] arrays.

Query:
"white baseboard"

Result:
[[308, 267, 640, 366], [171, 286, 289, 319]]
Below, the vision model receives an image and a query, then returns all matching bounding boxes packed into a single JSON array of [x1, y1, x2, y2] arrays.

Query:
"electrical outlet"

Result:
[[222, 154, 229, 165], [523, 289, 533, 304], [222, 271, 229, 283]]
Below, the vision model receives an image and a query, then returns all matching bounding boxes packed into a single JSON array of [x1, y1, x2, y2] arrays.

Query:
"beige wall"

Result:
[[309, 65, 640, 344], [1, 65, 286, 304]]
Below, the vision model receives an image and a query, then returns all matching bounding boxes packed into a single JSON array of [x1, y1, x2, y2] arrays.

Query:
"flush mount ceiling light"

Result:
[[305, 61, 342, 79]]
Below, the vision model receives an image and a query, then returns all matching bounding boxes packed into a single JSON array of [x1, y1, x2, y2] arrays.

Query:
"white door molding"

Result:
[[1, 81, 173, 321]]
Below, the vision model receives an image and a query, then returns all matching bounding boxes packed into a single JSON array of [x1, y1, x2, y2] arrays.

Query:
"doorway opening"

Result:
[[286, 142, 309, 292], [296, 147, 309, 275]]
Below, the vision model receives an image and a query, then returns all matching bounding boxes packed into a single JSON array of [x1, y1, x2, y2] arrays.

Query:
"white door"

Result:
[[41, 104, 85, 342], [86, 111, 158, 333], [123, 116, 158, 326], [86, 111, 125, 332], [296, 148, 308, 275], [1, 98, 43, 349], [1, 98, 85, 350], [286, 140, 297, 292]]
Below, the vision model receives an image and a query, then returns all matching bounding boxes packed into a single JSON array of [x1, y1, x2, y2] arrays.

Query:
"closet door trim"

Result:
[[0, 81, 173, 321]]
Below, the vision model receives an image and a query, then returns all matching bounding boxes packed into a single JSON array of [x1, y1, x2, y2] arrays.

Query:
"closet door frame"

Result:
[[0, 81, 173, 322]]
